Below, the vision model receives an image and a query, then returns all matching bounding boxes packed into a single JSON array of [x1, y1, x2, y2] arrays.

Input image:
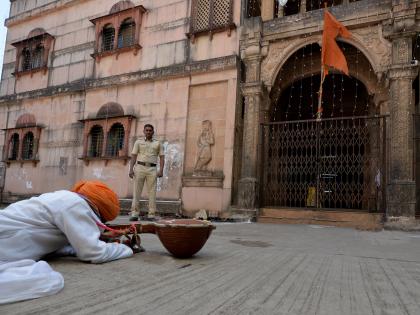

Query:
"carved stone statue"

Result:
[[193, 120, 214, 176]]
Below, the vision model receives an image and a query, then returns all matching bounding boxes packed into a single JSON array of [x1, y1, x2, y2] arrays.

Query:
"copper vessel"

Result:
[[105, 219, 216, 258], [154, 219, 216, 258]]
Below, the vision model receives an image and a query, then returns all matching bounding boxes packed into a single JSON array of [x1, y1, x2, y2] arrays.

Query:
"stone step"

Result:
[[258, 208, 384, 231], [120, 198, 181, 216]]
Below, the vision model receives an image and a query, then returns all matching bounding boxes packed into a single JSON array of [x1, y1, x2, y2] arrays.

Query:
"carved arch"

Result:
[[267, 35, 381, 90]]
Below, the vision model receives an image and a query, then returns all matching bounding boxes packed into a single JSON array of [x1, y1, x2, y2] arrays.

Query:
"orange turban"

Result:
[[72, 180, 120, 222]]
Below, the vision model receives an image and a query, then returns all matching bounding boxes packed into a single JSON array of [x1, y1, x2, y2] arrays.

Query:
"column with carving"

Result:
[[237, 18, 269, 210], [387, 34, 418, 217]]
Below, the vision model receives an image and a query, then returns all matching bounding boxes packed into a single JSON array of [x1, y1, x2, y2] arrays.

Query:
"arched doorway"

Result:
[[261, 43, 386, 212]]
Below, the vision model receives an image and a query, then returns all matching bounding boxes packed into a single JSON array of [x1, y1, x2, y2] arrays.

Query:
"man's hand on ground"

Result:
[[157, 171, 163, 178]]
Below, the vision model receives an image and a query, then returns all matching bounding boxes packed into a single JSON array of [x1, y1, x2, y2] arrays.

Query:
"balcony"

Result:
[[246, 0, 392, 39]]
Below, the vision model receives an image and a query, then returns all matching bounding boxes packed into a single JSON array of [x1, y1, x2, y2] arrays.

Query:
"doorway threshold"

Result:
[[258, 207, 384, 231]]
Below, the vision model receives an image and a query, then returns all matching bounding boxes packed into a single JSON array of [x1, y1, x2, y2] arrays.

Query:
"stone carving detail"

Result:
[[390, 79, 413, 181], [393, 38, 410, 64], [352, 26, 391, 73], [261, 37, 303, 86], [193, 120, 214, 176], [260, 26, 392, 87]]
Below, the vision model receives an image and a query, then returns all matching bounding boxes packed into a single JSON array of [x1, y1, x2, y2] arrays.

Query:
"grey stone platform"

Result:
[[2, 222, 420, 314]]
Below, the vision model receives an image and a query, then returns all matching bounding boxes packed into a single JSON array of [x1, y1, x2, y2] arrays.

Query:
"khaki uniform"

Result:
[[131, 138, 164, 217]]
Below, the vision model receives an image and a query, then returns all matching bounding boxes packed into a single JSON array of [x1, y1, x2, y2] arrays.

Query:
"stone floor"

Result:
[[2, 221, 420, 315]]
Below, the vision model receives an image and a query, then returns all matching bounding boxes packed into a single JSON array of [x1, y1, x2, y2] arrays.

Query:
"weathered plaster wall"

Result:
[[2, 0, 241, 96], [0, 0, 241, 214], [1, 67, 237, 215]]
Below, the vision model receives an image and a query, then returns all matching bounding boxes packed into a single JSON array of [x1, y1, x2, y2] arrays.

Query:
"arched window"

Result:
[[88, 125, 104, 157], [106, 123, 125, 156], [21, 48, 31, 72], [118, 18, 135, 48], [22, 132, 34, 160], [31, 44, 44, 69], [8, 133, 19, 160], [102, 24, 115, 51], [12, 29, 54, 76]]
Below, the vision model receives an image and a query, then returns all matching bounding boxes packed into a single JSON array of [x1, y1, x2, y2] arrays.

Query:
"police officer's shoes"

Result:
[[129, 216, 139, 222]]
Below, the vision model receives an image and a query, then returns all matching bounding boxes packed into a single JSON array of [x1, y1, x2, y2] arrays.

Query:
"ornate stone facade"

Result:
[[237, 0, 420, 221]]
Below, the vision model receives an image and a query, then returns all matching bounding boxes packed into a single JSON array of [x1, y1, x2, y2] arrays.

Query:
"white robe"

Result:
[[0, 190, 133, 304]]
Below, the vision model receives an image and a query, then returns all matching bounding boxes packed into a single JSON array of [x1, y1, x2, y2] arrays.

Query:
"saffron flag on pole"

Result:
[[321, 10, 352, 79], [316, 10, 352, 120]]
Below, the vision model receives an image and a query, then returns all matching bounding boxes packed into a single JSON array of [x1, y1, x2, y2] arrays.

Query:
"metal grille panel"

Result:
[[414, 114, 420, 217], [118, 20, 135, 48], [88, 126, 104, 157], [22, 132, 34, 160], [102, 26, 115, 51], [194, 0, 211, 32], [31, 46, 43, 69], [212, 0, 231, 28], [22, 49, 31, 71], [106, 123, 125, 156], [9, 134, 19, 160], [261, 116, 386, 212], [192, 0, 231, 32]]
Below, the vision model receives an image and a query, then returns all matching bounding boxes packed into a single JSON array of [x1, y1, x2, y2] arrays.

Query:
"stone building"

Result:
[[237, 0, 420, 225], [1, 0, 420, 225], [0, 0, 241, 216]]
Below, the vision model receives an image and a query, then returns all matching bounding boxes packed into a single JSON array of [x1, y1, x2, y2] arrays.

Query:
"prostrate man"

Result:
[[0, 180, 133, 304], [129, 124, 165, 221]]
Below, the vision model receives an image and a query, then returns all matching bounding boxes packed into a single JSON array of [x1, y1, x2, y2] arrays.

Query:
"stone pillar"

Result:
[[238, 82, 265, 208], [237, 18, 268, 210], [387, 33, 419, 217], [300, 0, 306, 13], [261, 0, 274, 21], [277, 6, 284, 18], [387, 65, 418, 217]]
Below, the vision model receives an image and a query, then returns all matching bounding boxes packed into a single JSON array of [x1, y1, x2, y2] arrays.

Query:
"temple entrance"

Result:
[[261, 73, 386, 212]]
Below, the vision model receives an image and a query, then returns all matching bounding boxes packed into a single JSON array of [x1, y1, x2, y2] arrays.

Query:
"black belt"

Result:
[[137, 161, 156, 167]]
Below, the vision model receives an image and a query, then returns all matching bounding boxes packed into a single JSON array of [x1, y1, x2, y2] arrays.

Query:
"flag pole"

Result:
[[317, 3, 329, 122], [316, 67, 325, 121]]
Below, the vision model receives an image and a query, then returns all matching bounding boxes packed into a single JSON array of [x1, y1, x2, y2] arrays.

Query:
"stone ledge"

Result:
[[182, 174, 224, 188], [120, 198, 181, 216], [0, 55, 239, 103], [228, 206, 258, 221], [384, 216, 420, 232], [7, 0, 81, 26], [262, 0, 391, 40], [258, 208, 384, 231]]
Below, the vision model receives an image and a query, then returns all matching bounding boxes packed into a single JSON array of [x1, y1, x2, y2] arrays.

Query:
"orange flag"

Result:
[[321, 10, 352, 79]]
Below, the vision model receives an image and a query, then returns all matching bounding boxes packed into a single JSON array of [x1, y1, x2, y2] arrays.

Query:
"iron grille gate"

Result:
[[261, 116, 386, 212]]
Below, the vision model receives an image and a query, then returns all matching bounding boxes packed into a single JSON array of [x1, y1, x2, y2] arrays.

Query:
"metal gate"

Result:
[[261, 116, 386, 212]]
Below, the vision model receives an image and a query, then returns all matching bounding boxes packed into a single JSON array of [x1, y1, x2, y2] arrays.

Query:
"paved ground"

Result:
[[2, 222, 420, 315]]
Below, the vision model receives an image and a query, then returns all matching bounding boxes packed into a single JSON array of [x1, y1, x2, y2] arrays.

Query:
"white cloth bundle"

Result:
[[0, 190, 133, 304], [0, 259, 64, 304]]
